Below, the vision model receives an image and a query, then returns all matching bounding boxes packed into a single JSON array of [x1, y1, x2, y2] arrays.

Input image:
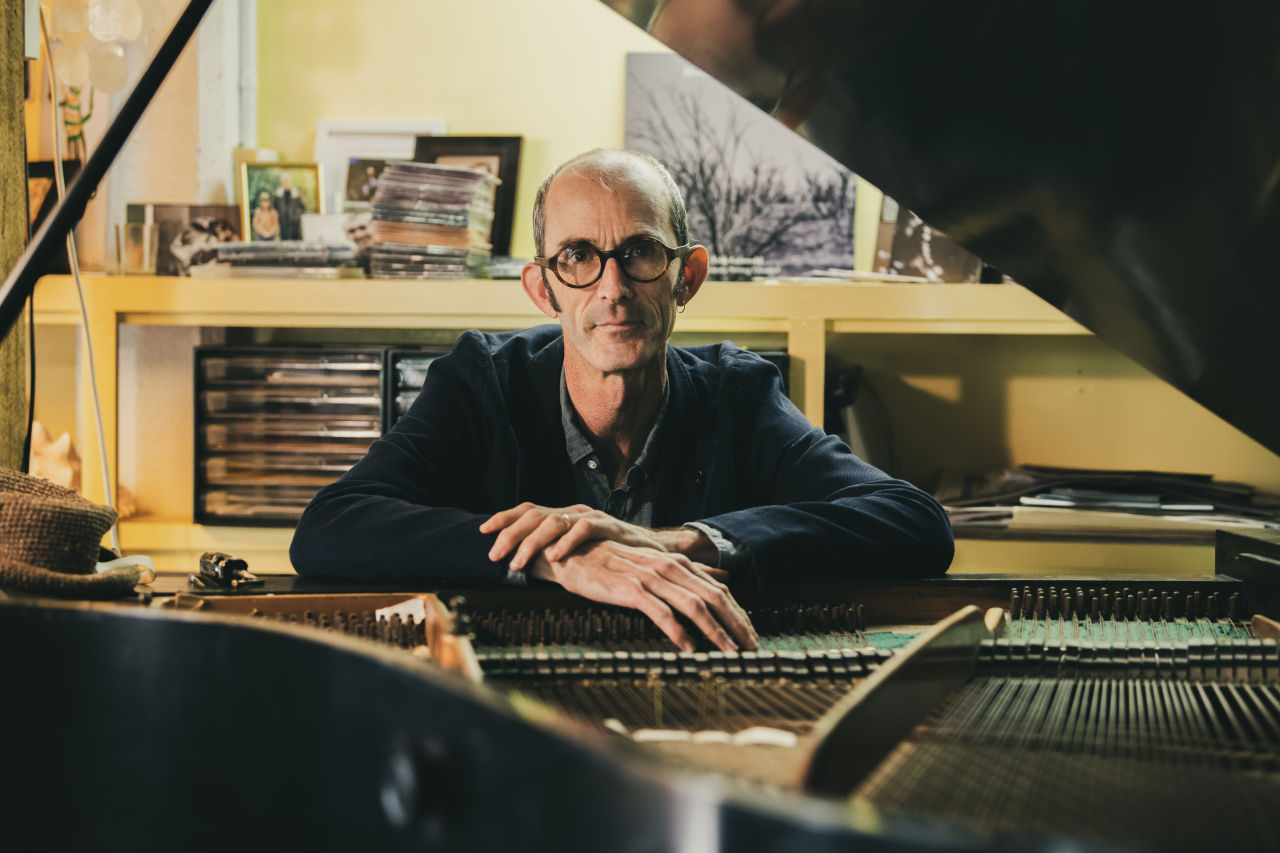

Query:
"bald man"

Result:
[[291, 149, 953, 651]]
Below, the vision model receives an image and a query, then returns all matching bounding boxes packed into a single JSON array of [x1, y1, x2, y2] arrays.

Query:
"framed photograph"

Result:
[[239, 163, 323, 242], [413, 135, 522, 256], [314, 120, 447, 213], [27, 160, 81, 274], [125, 203, 242, 276], [343, 157, 388, 211]]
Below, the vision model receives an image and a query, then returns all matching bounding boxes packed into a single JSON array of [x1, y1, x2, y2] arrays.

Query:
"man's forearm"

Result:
[[654, 526, 720, 566]]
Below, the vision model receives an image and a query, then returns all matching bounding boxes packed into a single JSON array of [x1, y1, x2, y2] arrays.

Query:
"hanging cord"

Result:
[[22, 266, 35, 473], [21, 132, 35, 474], [38, 9, 120, 554]]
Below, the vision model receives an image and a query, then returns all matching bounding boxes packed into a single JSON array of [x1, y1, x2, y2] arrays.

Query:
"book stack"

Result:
[[202, 241, 364, 279], [368, 161, 498, 279]]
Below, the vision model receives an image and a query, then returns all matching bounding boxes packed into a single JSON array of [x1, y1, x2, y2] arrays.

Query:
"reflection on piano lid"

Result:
[[600, 0, 1280, 457]]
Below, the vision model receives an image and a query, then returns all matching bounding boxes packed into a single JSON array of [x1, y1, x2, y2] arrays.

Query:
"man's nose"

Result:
[[595, 256, 634, 301]]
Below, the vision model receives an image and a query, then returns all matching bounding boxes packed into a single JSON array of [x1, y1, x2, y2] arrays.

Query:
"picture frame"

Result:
[[27, 159, 81, 274], [239, 162, 323, 242], [313, 120, 447, 213], [125, 203, 242, 276], [413, 135, 522, 256], [343, 157, 389, 211]]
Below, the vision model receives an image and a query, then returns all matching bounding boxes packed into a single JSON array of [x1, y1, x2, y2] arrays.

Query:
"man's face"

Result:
[[345, 218, 373, 250], [539, 170, 683, 377]]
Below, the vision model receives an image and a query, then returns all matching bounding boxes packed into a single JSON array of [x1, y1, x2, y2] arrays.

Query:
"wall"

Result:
[[256, 0, 670, 260]]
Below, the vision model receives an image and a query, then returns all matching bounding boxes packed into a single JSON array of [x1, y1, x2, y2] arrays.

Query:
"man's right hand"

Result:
[[528, 540, 757, 653]]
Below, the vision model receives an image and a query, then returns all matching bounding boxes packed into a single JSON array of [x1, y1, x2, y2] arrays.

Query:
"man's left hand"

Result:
[[481, 502, 718, 574]]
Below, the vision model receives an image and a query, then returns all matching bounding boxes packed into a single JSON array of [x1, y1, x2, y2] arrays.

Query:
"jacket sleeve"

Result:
[[697, 356, 954, 586], [288, 334, 512, 585]]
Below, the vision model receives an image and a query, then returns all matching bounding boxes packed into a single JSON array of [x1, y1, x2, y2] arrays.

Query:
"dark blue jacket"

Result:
[[290, 326, 953, 586]]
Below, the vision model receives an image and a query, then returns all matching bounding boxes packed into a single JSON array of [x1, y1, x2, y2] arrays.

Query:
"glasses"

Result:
[[534, 236, 692, 288]]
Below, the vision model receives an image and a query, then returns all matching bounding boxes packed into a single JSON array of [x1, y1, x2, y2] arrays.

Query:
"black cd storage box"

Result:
[[194, 347, 387, 526]]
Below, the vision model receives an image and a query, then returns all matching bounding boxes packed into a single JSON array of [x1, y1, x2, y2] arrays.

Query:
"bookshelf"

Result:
[[31, 274, 1276, 575]]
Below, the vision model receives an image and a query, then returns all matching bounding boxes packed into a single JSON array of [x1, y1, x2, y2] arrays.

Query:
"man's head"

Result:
[[344, 213, 373, 250], [522, 150, 708, 379]]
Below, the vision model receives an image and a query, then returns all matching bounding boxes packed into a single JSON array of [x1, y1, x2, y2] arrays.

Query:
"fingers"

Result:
[[483, 503, 593, 567], [628, 595, 695, 653], [522, 538, 757, 653], [508, 513, 574, 570], [633, 552, 756, 650], [478, 501, 533, 535], [615, 550, 754, 652], [543, 513, 618, 562], [644, 568, 757, 652]]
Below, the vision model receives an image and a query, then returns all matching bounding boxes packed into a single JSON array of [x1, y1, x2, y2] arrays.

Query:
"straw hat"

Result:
[[0, 467, 139, 599]]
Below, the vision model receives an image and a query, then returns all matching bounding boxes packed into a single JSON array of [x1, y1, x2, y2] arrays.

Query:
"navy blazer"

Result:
[[290, 326, 953, 586]]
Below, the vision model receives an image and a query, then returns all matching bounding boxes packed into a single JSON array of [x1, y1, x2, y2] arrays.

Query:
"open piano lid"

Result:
[[600, 1, 1280, 458]]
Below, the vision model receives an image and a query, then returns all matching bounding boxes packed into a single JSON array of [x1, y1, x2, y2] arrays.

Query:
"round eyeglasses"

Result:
[[534, 236, 693, 289]]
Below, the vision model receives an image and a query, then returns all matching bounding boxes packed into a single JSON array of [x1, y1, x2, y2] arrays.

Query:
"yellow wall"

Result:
[[257, 0, 670, 260]]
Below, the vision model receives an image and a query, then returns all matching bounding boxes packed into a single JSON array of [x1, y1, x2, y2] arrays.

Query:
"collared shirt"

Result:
[[559, 370, 741, 566]]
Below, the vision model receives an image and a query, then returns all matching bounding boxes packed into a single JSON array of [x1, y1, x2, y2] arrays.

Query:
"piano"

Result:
[[3, 2, 1280, 850]]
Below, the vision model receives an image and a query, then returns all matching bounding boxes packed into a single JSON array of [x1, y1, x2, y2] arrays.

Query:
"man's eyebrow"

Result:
[[553, 232, 662, 252]]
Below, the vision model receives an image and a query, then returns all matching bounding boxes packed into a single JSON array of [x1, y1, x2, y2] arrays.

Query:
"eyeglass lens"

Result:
[[554, 237, 670, 286]]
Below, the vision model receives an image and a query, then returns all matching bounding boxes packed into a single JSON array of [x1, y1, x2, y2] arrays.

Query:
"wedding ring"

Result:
[[559, 513, 573, 533]]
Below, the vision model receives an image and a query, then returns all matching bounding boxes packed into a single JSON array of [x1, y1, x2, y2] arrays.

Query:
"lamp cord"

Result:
[[38, 8, 121, 554]]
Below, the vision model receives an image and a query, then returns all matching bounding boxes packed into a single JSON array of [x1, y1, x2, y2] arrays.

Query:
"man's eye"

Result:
[[626, 240, 657, 259], [560, 246, 594, 264]]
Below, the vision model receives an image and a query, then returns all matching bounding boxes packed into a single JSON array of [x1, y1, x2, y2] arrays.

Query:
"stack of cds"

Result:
[[369, 161, 498, 279], [203, 241, 364, 279]]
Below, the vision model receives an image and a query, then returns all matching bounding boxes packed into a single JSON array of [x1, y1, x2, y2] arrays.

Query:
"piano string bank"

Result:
[[7, 530, 1279, 851]]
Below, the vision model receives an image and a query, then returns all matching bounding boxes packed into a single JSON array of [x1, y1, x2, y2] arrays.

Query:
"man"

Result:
[[274, 173, 306, 241], [290, 149, 953, 652]]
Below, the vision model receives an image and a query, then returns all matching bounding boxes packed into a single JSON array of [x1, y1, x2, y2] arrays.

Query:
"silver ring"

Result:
[[559, 513, 573, 533]]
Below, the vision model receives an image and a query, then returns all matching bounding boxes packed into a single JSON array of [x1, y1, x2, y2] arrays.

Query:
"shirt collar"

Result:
[[559, 368, 670, 476]]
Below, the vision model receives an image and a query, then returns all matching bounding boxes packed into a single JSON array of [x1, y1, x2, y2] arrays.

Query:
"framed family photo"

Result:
[[413, 135, 522, 256], [240, 163, 323, 242]]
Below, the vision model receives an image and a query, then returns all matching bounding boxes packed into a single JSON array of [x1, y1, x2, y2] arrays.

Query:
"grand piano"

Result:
[[3, 2, 1280, 850]]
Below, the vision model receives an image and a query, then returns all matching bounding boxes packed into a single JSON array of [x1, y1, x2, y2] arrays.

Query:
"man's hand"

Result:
[[482, 502, 697, 571], [528, 541, 757, 653]]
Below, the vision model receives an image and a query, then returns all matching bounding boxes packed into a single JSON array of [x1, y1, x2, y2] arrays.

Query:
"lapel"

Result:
[[652, 348, 716, 526], [509, 334, 578, 506]]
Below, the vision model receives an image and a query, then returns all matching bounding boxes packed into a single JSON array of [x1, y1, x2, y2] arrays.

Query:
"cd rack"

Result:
[[194, 346, 438, 527]]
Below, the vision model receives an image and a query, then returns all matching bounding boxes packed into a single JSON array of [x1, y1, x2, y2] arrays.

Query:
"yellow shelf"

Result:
[[33, 274, 1084, 335], [36, 273, 1245, 580], [119, 517, 297, 575]]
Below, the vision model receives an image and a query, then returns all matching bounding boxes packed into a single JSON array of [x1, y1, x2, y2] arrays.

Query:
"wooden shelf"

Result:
[[33, 275, 1085, 335], [36, 273, 1242, 579]]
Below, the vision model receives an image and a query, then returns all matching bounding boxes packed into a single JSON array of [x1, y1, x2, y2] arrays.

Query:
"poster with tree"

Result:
[[625, 53, 856, 281]]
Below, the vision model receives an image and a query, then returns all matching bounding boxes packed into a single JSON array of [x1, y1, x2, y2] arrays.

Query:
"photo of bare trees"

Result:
[[625, 53, 856, 280]]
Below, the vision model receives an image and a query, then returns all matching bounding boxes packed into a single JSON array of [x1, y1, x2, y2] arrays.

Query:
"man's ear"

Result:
[[676, 245, 710, 305], [521, 262, 559, 318]]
